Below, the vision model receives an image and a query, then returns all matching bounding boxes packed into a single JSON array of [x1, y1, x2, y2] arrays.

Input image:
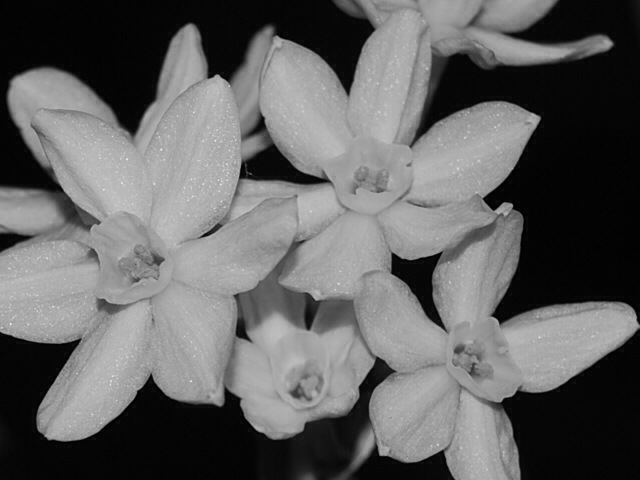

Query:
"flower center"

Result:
[[323, 135, 414, 215], [446, 317, 522, 403], [91, 211, 174, 305], [270, 330, 331, 410]]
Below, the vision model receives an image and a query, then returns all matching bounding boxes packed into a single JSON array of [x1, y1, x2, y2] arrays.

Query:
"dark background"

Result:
[[1, 1, 638, 478]]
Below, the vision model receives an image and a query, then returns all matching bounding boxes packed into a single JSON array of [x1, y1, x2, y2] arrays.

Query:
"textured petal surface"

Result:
[[172, 197, 297, 295], [223, 179, 344, 241], [370, 366, 460, 462], [0, 188, 74, 236], [134, 24, 208, 153], [408, 102, 539, 205], [475, 0, 558, 33], [37, 301, 152, 441], [503, 302, 638, 393], [464, 27, 613, 66], [8, 67, 118, 172], [146, 77, 241, 247], [445, 389, 520, 480], [230, 25, 274, 137], [151, 281, 236, 405], [31, 109, 152, 222], [433, 210, 522, 331], [0, 240, 99, 343], [280, 212, 391, 300], [379, 196, 496, 261], [347, 9, 429, 144], [260, 37, 352, 177], [354, 270, 447, 372]]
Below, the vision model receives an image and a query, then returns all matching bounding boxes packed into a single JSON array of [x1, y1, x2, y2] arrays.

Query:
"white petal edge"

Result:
[[0, 187, 75, 236], [502, 302, 638, 393], [474, 0, 558, 33]]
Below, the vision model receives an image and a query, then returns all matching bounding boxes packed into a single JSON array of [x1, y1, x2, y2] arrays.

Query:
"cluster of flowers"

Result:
[[0, 1, 637, 478]]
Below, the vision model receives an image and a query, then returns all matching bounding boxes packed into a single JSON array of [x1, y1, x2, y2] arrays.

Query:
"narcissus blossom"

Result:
[[0, 77, 297, 441], [333, 0, 613, 68], [354, 208, 637, 478], [224, 9, 539, 300], [225, 271, 374, 439], [1, 23, 273, 242]]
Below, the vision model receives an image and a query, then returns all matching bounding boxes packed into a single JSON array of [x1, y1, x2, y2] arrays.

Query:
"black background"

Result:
[[1, 1, 638, 478]]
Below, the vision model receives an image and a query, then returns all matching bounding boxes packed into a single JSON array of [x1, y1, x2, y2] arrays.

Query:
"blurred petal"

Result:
[[503, 302, 638, 393], [475, 0, 558, 33], [260, 37, 352, 178], [378, 196, 496, 261], [431, 28, 499, 68], [172, 197, 297, 295], [370, 366, 460, 462], [280, 212, 391, 300], [230, 25, 274, 137], [464, 27, 613, 66], [313, 300, 375, 392], [37, 301, 152, 441], [408, 102, 540, 205], [151, 281, 236, 405], [0, 240, 99, 343], [239, 269, 306, 351], [8, 67, 118, 172], [348, 9, 429, 144], [146, 77, 241, 247], [0, 187, 74, 236], [134, 24, 208, 153], [433, 210, 522, 331], [31, 109, 152, 222], [445, 389, 520, 480], [223, 179, 344, 241], [240, 395, 307, 440], [354, 270, 447, 372], [240, 129, 272, 161], [225, 338, 277, 400], [3, 216, 91, 254]]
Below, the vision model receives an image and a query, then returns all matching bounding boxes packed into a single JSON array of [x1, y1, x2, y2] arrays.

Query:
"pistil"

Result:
[[353, 166, 390, 193], [452, 340, 494, 378], [285, 361, 325, 403], [118, 244, 162, 281]]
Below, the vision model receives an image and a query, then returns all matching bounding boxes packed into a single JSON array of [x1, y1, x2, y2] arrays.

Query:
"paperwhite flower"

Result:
[[354, 208, 637, 478], [1, 23, 273, 240], [225, 271, 374, 439], [0, 77, 297, 441], [333, 0, 613, 67], [224, 9, 539, 300]]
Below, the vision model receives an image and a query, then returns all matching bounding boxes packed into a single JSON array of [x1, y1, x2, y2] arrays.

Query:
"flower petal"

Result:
[[239, 129, 273, 161], [223, 179, 345, 241], [445, 389, 520, 480], [502, 302, 638, 393], [238, 269, 306, 351], [312, 300, 375, 394], [431, 28, 499, 68], [146, 77, 241, 247], [260, 37, 352, 177], [378, 195, 496, 261], [225, 337, 278, 400], [151, 281, 236, 405], [3, 216, 91, 254], [347, 9, 430, 144], [464, 27, 613, 66], [230, 25, 274, 137], [31, 109, 152, 222], [0, 187, 75, 236], [433, 209, 522, 331], [134, 24, 208, 153], [354, 270, 447, 372], [37, 301, 152, 441], [240, 395, 307, 440], [172, 197, 297, 295], [474, 0, 558, 33], [408, 102, 539, 205], [7, 67, 118, 173], [370, 366, 460, 462], [0, 240, 99, 343], [280, 212, 391, 300]]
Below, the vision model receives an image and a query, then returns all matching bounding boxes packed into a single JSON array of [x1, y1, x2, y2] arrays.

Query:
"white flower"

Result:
[[354, 207, 638, 478]]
